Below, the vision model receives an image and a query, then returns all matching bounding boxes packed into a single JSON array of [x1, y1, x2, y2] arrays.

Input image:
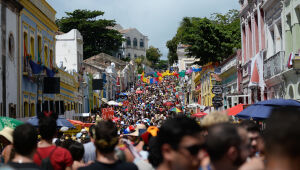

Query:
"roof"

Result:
[[119, 28, 135, 34]]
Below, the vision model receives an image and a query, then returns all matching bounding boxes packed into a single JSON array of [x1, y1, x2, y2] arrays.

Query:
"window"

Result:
[[30, 103, 35, 117], [127, 53, 131, 58], [289, 86, 294, 99], [44, 46, 48, 67], [140, 39, 144, 48], [24, 102, 29, 117], [30, 37, 34, 60], [126, 37, 131, 46], [270, 29, 275, 54], [37, 36, 42, 63], [8, 33, 14, 61], [133, 38, 138, 47], [50, 49, 53, 68], [134, 54, 137, 58]]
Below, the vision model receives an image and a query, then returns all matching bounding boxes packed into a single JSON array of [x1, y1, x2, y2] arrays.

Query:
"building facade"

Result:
[[239, 0, 266, 104], [0, 0, 23, 117], [56, 29, 83, 73], [20, 0, 58, 119], [176, 44, 199, 71], [282, 0, 300, 100], [112, 25, 149, 60]]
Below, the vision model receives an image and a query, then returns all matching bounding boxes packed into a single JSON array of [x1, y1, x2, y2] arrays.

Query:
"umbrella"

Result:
[[27, 116, 75, 128], [226, 104, 244, 116], [136, 90, 143, 94], [163, 102, 174, 106], [0, 117, 24, 130], [119, 93, 128, 96], [237, 99, 300, 119], [108, 101, 119, 106], [191, 112, 207, 118], [169, 107, 182, 113]]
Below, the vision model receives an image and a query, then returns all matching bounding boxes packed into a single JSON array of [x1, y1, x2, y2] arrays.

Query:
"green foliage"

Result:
[[166, 9, 240, 65], [56, 9, 124, 59], [154, 60, 169, 70], [166, 37, 178, 64], [121, 56, 131, 62], [146, 46, 162, 66]]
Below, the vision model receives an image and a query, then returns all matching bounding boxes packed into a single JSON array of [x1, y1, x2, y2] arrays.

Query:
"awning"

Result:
[[225, 104, 244, 116]]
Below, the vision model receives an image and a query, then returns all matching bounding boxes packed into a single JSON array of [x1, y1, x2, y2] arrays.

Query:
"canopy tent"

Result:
[[237, 99, 300, 119], [0, 117, 24, 131], [226, 104, 244, 116]]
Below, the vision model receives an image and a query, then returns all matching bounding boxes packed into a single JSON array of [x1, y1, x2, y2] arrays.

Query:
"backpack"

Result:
[[36, 146, 57, 170]]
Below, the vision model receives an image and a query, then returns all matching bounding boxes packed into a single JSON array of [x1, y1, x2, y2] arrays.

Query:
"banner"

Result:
[[102, 107, 114, 120]]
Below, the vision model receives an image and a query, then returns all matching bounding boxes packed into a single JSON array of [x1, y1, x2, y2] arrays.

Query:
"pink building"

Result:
[[239, 0, 266, 104]]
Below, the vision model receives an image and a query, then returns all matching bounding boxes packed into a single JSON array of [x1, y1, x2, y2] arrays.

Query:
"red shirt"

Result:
[[34, 146, 73, 170]]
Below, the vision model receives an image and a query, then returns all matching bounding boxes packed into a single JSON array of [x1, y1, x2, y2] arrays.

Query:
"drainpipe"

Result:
[[1, 3, 7, 116]]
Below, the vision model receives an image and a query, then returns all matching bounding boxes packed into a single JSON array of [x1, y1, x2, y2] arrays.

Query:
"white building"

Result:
[[176, 44, 199, 71], [0, 0, 23, 117], [55, 29, 83, 72], [112, 25, 149, 60]]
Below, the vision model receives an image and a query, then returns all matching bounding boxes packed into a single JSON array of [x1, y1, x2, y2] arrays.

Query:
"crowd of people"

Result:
[[0, 75, 299, 170]]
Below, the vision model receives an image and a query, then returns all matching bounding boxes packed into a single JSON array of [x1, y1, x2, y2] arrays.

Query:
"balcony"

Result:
[[263, 51, 285, 80]]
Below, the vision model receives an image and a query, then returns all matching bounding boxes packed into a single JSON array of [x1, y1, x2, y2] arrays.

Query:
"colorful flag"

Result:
[[287, 52, 295, 68]]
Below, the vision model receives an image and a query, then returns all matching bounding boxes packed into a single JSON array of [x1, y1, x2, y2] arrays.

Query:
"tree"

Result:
[[146, 46, 162, 66], [166, 37, 178, 65], [56, 9, 124, 59], [166, 9, 241, 65], [155, 60, 169, 70]]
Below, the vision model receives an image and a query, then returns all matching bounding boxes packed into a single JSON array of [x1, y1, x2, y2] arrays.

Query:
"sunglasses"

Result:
[[182, 144, 206, 156]]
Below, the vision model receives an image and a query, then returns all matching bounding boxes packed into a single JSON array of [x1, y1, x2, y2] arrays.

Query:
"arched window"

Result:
[[30, 103, 35, 117], [126, 37, 131, 46], [133, 38, 138, 47], [24, 102, 29, 117], [140, 39, 144, 48]]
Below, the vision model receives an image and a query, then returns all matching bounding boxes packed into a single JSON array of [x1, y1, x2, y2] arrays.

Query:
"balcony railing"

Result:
[[263, 51, 285, 80]]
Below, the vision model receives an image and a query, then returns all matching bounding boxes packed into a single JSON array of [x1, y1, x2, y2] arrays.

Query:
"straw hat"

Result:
[[127, 124, 147, 136], [0, 127, 14, 143]]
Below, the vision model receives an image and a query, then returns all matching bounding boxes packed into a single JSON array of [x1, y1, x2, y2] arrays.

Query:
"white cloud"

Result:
[[48, 0, 240, 59]]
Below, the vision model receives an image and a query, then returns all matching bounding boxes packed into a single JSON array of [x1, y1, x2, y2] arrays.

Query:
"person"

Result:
[[239, 120, 261, 158], [7, 123, 41, 170], [33, 112, 73, 170], [0, 127, 14, 164], [83, 125, 96, 163], [206, 123, 249, 170], [264, 107, 300, 170], [79, 120, 138, 170], [148, 116, 205, 170], [68, 142, 86, 170]]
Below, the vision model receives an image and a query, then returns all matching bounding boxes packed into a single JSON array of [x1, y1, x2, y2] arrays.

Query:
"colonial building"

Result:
[[112, 24, 149, 60], [56, 29, 83, 73], [0, 0, 23, 117], [262, 0, 285, 100], [239, 0, 266, 104], [20, 0, 58, 118], [219, 50, 242, 110], [176, 44, 199, 71], [282, 0, 300, 100]]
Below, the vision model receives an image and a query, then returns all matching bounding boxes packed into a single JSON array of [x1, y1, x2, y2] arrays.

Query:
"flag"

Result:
[[173, 71, 179, 78], [141, 72, 144, 81], [150, 78, 154, 84], [154, 72, 158, 77], [157, 72, 162, 77], [287, 52, 295, 68], [179, 70, 186, 77]]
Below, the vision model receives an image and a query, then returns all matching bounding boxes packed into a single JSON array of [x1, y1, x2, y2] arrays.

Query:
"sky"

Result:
[[48, 0, 240, 60]]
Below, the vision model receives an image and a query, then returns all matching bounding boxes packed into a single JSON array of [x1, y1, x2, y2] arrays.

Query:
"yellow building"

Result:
[[194, 63, 216, 107], [20, 0, 58, 118], [56, 69, 82, 114]]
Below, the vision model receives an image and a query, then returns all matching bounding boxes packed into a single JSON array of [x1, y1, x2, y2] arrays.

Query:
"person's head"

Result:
[[68, 141, 84, 161], [264, 107, 300, 170], [149, 115, 204, 170], [38, 112, 58, 141], [239, 120, 261, 157], [13, 123, 38, 158], [206, 123, 248, 170], [93, 120, 118, 154]]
